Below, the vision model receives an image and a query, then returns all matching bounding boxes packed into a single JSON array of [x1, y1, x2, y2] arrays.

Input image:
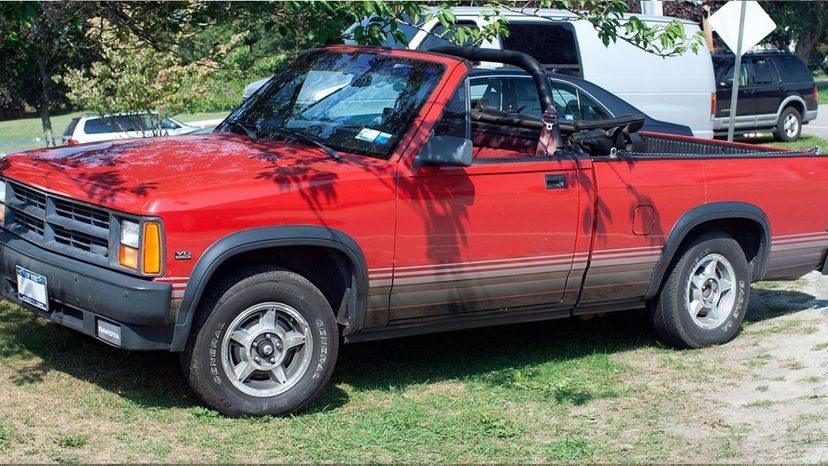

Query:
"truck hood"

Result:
[[0, 133, 368, 213]]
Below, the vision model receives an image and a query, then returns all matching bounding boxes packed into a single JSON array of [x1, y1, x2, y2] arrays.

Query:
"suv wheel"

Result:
[[182, 267, 339, 417], [773, 106, 802, 142], [651, 232, 750, 348]]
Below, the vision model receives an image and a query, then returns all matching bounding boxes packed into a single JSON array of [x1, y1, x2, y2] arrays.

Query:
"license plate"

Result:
[[16, 266, 48, 311]]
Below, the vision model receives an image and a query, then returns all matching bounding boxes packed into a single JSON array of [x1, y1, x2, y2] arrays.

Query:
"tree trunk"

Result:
[[35, 52, 56, 148], [794, 32, 817, 67]]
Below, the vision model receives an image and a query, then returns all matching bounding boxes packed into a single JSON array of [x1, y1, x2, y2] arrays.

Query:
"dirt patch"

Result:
[[617, 272, 828, 462]]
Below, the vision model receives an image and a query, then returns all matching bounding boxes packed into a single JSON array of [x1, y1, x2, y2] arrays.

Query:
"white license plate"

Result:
[[16, 266, 48, 311]]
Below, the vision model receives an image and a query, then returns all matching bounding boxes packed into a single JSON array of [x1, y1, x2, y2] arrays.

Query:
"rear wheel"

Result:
[[773, 106, 802, 142], [651, 232, 750, 348], [182, 267, 338, 417]]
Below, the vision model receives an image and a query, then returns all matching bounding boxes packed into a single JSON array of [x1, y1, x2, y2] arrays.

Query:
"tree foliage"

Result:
[[761, 0, 828, 66], [2, 0, 706, 144]]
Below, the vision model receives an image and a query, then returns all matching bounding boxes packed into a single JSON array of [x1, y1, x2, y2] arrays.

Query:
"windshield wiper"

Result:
[[227, 119, 258, 143], [270, 128, 342, 162]]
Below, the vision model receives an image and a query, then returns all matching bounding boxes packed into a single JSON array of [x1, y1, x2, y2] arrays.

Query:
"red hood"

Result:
[[1, 133, 373, 213]]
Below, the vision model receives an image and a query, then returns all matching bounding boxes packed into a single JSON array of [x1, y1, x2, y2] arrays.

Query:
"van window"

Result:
[[83, 115, 145, 134], [160, 118, 180, 130], [501, 23, 580, 71], [419, 21, 478, 51], [63, 117, 80, 137], [749, 58, 779, 85]]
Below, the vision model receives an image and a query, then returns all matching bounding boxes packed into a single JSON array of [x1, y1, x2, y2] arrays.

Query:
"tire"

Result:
[[651, 232, 750, 349], [182, 267, 339, 417], [773, 106, 802, 142]]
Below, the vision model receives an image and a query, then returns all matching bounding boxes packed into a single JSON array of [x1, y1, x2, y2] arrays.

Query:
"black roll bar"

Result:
[[430, 45, 562, 151]]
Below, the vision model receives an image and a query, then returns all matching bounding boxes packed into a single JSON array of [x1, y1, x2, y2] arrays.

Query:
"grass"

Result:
[[0, 298, 752, 463], [736, 133, 828, 152], [0, 280, 826, 462], [818, 82, 828, 105], [0, 111, 229, 155]]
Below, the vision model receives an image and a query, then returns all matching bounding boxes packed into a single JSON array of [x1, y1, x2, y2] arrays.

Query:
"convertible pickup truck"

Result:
[[1, 46, 826, 416]]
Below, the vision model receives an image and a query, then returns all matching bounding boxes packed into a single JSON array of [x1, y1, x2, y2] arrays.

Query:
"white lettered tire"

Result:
[[651, 232, 749, 348], [182, 267, 338, 417]]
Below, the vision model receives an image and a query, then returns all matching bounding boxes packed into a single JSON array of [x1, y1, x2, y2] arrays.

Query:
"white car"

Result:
[[61, 112, 197, 145]]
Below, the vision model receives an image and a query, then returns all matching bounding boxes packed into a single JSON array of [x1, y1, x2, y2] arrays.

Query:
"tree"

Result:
[[761, 1, 828, 66], [1, 2, 96, 146], [59, 27, 219, 130], [3, 0, 703, 144]]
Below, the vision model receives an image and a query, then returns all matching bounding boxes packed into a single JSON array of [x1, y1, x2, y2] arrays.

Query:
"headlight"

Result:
[[117, 218, 163, 275]]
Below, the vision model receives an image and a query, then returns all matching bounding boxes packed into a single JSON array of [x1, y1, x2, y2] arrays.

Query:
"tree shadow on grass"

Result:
[[1, 283, 823, 414]]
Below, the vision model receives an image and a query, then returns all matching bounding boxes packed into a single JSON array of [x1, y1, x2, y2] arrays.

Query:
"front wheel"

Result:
[[182, 268, 339, 417], [651, 232, 750, 348]]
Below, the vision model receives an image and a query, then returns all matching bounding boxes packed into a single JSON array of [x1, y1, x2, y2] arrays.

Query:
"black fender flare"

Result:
[[170, 225, 368, 351], [644, 202, 771, 300]]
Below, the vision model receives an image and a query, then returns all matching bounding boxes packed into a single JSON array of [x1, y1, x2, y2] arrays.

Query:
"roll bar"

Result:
[[430, 45, 562, 152]]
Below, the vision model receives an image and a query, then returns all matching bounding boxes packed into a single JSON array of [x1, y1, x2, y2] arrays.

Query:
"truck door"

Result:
[[390, 79, 581, 321]]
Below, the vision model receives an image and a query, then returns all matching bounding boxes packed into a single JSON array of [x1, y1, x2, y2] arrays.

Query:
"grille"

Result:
[[52, 224, 109, 255], [14, 184, 46, 211], [6, 181, 112, 263], [14, 209, 46, 237], [53, 199, 110, 230]]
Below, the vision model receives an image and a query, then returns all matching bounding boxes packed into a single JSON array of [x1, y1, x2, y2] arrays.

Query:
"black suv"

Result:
[[713, 51, 819, 141]]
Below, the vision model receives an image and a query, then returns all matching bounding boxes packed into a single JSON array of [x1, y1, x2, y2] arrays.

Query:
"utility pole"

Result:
[[726, 0, 747, 142], [640, 0, 664, 16]]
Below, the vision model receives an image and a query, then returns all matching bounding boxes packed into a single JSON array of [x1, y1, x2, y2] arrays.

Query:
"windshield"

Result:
[[222, 50, 445, 159]]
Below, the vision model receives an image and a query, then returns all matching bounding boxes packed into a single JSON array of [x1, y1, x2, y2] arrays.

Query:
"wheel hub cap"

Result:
[[220, 302, 314, 397], [686, 254, 736, 329]]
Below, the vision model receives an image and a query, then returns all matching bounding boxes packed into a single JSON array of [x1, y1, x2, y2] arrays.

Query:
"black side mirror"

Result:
[[415, 135, 473, 167]]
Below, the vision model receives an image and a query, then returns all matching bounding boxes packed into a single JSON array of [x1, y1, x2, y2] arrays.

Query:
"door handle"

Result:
[[545, 174, 567, 190]]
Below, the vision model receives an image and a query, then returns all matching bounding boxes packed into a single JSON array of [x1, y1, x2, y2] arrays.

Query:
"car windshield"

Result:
[[222, 50, 445, 159]]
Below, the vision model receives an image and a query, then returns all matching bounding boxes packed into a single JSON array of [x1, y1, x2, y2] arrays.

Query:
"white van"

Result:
[[346, 8, 716, 138]]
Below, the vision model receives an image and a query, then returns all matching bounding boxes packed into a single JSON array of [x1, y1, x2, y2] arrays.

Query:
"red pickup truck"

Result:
[[1, 46, 826, 416]]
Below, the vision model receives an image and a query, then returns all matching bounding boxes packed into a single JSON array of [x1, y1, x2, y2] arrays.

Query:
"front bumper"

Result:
[[0, 230, 174, 350]]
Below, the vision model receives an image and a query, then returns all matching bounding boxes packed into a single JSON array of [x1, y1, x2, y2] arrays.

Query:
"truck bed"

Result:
[[628, 132, 822, 158]]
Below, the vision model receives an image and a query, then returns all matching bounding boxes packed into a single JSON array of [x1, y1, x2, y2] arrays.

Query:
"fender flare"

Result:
[[777, 95, 807, 117], [170, 225, 368, 351], [644, 202, 771, 300]]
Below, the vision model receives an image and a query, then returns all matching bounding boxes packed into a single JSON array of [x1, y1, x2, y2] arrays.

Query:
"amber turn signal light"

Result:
[[142, 221, 162, 275]]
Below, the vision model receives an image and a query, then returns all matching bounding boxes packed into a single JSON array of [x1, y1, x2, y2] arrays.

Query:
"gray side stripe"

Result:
[[389, 262, 577, 286], [770, 241, 828, 252], [370, 251, 589, 275], [384, 256, 580, 279], [589, 254, 661, 267]]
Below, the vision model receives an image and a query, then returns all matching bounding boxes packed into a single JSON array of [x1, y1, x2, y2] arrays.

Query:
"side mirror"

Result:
[[415, 135, 473, 167]]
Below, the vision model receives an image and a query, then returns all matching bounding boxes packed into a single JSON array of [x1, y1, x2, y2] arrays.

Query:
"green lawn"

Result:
[[0, 111, 229, 155], [819, 83, 828, 105], [0, 277, 825, 463], [737, 133, 828, 152]]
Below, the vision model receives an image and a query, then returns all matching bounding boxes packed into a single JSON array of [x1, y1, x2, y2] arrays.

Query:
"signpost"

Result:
[[708, 1, 776, 141]]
